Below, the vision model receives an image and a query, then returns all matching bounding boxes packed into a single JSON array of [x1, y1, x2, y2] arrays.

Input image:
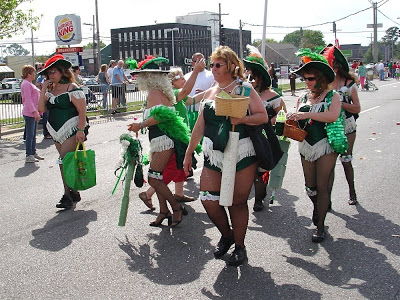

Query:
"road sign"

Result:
[[367, 23, 383, 28], [341, 50, 352, 57], [56, 47, 83, 53]]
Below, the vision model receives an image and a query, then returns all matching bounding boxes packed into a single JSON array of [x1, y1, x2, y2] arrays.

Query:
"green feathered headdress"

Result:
[[126, 58, 138, 70], [243, 44, 271, 87], [130, 55, 170, 74], [293, 48, 335, 83]]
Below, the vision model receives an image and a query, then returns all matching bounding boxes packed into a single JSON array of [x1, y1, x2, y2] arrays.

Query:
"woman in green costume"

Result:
[[38, 54, 89, 209], [183, 46, 268, 266], [243, 45, 287, 212], [288, 50, 341, 243], [128, 56, 198, 227]]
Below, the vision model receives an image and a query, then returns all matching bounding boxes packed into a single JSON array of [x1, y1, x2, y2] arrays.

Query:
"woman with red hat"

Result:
[[38, 54, 89, 209]]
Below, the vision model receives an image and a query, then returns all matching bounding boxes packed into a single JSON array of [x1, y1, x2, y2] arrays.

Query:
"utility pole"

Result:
[[261, 0, 268, 60], [333, 22, 337, 41], [30, 28, 35, 66], [373, 2, 378, 63], [239, 20, 243, 59], [217, 3, 229, 47], [95, 0, 101, 70]]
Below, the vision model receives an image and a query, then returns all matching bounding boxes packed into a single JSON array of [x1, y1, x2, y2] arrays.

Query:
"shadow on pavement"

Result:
[[117, 207, 215, 285], [14, 163, 40, 177], [249, 188, 318, 257], [29, 209, 97, 252], [283, 238, 400, 299], [201, 265, 321, 299], [331, 205, 400, 256]]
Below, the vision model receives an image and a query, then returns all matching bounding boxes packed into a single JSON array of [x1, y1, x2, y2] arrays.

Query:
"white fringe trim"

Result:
[[148, 172, 163, 180], [46, 116, 87, 144], [202, 136, 255, 170], [200, 191, 220, 201], [69, 90, 85, 99], [298, 137, 333, 162], [345, 116, 357, 134], [148, 135, 174, 162], [263, 97, 281, 109]]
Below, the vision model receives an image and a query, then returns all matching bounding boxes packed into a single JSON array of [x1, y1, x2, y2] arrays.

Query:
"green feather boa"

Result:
[[120, 133, 142, 167], [149, 105, 202, 154]]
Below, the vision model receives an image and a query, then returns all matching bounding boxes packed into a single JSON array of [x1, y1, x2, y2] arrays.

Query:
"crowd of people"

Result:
[[21, 43, 368, 266]]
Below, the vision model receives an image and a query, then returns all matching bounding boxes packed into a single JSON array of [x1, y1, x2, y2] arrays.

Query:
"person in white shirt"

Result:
[[184, 53, 214, 98], [107, 60, 116, 83], [377, 60, 385, 81]]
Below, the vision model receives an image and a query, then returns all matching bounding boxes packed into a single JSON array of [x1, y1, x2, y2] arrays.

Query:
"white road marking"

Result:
[[360, 106, 380, 114]]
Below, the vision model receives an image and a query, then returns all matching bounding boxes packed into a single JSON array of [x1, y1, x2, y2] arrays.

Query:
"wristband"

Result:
[[77, 128, 85, 132]]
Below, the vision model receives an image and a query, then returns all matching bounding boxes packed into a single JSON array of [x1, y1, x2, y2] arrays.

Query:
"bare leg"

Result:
[[174, 181, 184, 197], [149, 149, 182, 224], [55, 136, 79, 197]]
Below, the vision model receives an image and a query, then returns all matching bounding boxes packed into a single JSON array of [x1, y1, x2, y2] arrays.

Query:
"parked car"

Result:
[[0, 82, 21, 102], [1, 78, 20, 84]]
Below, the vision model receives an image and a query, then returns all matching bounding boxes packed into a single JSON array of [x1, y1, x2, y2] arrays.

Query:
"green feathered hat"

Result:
[[242, 45, 271, 87], [319, 44, 349, 72], [293, 48, 336, 83], [130, 55, 170, 74]]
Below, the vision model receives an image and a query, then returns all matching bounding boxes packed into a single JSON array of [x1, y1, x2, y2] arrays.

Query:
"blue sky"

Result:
[[2, 0, 399, 55]]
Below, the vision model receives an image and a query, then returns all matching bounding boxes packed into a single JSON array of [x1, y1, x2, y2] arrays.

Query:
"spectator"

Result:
[[288, 71, 297, 96], [377, 60, 385, 81], [71, 66, 83, 85], [358, 61, 367, 90], [97, 64, 110, 109], [107, 60, 116, 81], [269, 62, 278, 89], [21, 65, 44, 163], [111, 60, 131, 114]]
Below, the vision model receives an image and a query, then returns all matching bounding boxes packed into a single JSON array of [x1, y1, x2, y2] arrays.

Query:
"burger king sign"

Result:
[[55, 14, 82, 45]]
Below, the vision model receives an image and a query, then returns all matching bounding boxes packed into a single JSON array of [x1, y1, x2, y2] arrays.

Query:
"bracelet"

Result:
[[77, 128, 85, 132]]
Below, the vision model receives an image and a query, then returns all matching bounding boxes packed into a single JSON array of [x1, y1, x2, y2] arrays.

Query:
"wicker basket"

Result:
[[215, 94, 250, 118], [283, 120, 308, 142]]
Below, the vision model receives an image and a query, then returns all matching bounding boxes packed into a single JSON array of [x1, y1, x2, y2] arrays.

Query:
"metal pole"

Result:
[[373, 2, 378, 63], [171, 30, 175, 66], [92, 15, 96, 74], [261, 0, 268, 59], [95, 0, 101, 69], [219, 3, 222, 46], [239, 20, 243, 59]]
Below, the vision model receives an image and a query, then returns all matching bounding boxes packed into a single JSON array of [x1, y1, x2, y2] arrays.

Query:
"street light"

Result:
[[165, 28, 179, 66]]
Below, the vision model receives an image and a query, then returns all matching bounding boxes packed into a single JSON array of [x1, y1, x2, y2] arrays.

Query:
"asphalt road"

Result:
[[0, 79, 399, 300]]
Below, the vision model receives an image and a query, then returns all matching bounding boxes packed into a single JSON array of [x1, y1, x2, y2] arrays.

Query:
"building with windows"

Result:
[[110, 21, 251, 73]]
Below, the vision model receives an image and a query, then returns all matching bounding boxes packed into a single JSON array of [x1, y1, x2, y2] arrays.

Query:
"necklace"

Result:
[[218, 80, 236, 91]]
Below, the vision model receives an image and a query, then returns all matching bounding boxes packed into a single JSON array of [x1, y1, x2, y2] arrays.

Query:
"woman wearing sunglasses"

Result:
[[38, 54, 89, 209], [243, 46, 287, 212], [321, 45, 361, 206], [288, 50, 341, 243], [183, 46, 268, 266]]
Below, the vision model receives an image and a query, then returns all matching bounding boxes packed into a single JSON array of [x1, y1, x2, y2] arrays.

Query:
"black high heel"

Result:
[[171, 206, 188, 227], [149, 211, 172, 227]]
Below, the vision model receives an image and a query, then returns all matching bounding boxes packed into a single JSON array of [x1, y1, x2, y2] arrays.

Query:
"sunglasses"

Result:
[[249, 75, 256, 82], [303, 76, 316, 82], [210, 63, 226, 69], [48, 69, 58, 75]]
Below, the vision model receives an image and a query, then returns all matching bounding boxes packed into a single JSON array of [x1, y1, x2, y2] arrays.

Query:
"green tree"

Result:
[[0, 0, 41, 39], [83, 41, 106, 49], [282, 29, 325, 49], [381, 26, 399, 44], [5, 43, 29, 56]]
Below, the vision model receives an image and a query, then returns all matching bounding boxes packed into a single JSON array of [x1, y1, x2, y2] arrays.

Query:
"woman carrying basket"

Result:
[[183, 46, 267, 266], [320, 45, 361, 206], [287, 50, 341, 243]]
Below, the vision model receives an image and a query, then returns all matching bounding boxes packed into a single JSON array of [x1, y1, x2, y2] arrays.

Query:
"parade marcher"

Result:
[[138, 60, 206, 209], [243, 45, 286, 212], [183, 46, 268, 266], [38, 54, 89, 209], [321, 45, 361, 205], [357, 61, 367, 90], [288, 49, 341, 243], [128, 56, 200, 227], [21, 65, 44, 163]]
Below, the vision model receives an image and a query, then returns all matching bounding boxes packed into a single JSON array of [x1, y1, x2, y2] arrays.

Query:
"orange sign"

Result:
[[56, 47, 83, 53]]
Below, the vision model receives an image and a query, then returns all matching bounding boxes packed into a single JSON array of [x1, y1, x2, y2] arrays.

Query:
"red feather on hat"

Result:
[[322, 46, 335, 68], [43, 54, 66, 68]]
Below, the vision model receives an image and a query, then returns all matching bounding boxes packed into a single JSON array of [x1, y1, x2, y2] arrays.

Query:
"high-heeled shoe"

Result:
[[149, 211, 172, 227], [171, 205, 188, 227]]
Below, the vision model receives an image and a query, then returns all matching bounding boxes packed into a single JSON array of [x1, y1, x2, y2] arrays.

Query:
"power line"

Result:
[[377, 9, 400, 26]]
